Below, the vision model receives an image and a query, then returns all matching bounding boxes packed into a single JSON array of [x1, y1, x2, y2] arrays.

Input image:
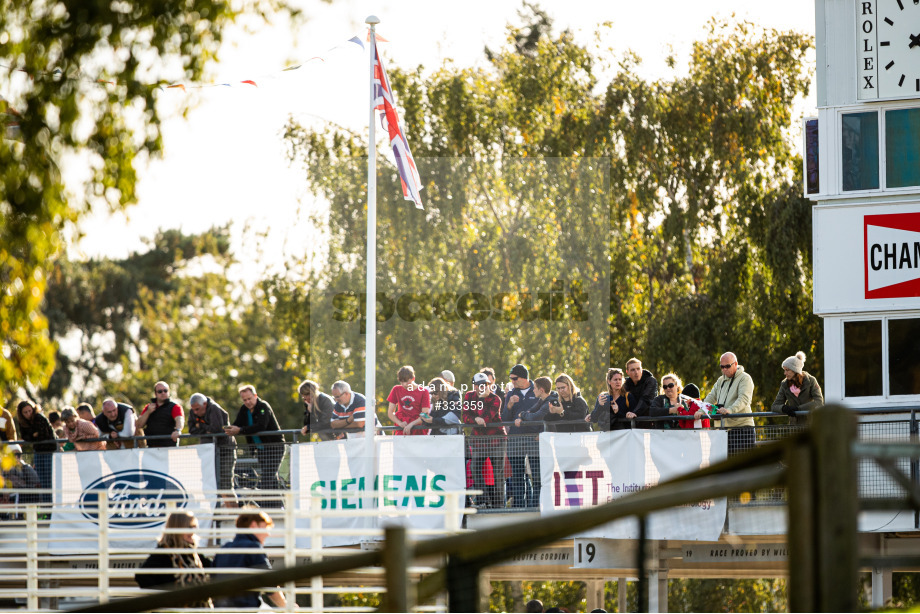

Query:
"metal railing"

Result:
[[62, 406, 909, 613], [0, 408, 917, 611], [0, 487, 470, 612], [5, 408, 918, 516]]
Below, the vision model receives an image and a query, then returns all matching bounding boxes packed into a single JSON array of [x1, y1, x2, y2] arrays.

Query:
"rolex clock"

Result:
[[858, 0, 920, 100]]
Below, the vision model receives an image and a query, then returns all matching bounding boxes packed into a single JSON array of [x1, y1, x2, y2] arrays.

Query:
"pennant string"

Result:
[[0, 33, 367, 96]]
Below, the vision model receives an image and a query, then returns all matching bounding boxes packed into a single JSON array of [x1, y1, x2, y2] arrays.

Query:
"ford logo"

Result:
[[79, 470, 188, 529]]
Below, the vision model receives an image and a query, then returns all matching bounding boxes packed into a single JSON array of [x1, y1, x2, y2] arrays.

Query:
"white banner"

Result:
[[291, 436, 465, 547], [292, 438, 374, 548], [539, 430, 728, 541], [50, 445, 217, 552]]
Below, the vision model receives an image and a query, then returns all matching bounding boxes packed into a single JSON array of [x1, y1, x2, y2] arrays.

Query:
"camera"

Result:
[[548, 391, 560, 406]]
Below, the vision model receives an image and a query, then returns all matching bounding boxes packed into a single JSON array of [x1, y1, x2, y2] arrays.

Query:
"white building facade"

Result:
[[810, 0, 920, 408]]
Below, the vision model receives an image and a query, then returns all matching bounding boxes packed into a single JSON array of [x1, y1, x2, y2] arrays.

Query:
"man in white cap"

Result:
[[440, 370, 456, 387]]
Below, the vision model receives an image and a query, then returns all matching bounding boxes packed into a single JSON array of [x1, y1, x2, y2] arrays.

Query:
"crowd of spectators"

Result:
[[0, 350, 823, 509]]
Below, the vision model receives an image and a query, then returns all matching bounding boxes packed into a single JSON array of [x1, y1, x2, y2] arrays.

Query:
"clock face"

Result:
[[877, 0, 920, 98]]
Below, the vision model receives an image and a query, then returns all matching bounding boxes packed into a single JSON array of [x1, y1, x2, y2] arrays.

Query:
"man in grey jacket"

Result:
[[703, 352, 755, 454], [188, 393, 237, 497]]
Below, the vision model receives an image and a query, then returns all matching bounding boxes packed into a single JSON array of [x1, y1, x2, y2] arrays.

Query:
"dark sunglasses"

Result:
[[663, 383, 676, 389], [155, 388, 168, 393], [720, 363, 734, 370]]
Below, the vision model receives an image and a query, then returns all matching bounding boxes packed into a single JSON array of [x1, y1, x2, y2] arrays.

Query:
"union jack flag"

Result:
[[373, 46, 424, 209]]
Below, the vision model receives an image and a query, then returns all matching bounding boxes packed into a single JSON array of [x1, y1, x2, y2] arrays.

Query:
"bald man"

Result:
[[96, 399, 137, 449], [704, 352, 755, 453]]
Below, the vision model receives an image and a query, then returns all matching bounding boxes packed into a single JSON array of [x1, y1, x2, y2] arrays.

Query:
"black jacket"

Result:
[[589, 392, 636, 431], [95, 403, 135, 437], [503, 382, 542, 434], [17, 412, 57, 453], [233, 398, 283, 445], [543, 393, 590, 433], [303, 392, 336, 441], [623, 369, 658, 424], [188, 399, 235, 447], [429, 390, 462, 435]]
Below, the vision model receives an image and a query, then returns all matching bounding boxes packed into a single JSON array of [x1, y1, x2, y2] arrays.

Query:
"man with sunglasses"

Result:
[[503, 364, 541, 508], [703, 352, 755, 454], [136, 381, 184, 448], [328, 381, 367, 439]]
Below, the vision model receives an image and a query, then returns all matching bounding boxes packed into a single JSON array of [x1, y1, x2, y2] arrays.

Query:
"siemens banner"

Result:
[[539, 430, 728, 541], [290, 436, 465, 547], [50, 445, 216, 552]]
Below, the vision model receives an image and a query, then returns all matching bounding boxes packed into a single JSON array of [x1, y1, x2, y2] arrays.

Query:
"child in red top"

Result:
[[386, 365, 431, 436], [679, 383, 711, 429]]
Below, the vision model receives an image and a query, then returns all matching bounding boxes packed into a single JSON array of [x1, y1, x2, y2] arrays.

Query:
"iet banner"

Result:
[[539, 430, 728, 541], [291, 435, 465, 547], [50, 445, 216, 552]]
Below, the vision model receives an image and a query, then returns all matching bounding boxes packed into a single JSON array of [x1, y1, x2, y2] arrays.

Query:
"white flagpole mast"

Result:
[[364, 16, 379, 448]]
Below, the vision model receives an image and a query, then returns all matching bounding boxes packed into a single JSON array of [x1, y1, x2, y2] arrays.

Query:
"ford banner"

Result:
[[50, 445, 216, 552]]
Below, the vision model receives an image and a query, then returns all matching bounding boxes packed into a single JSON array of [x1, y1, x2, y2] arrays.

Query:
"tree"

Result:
[[0, 0, 297, 400], [41, 227, 309, 428], [42, 228, 232, 402], [283, 15, 816, 411]]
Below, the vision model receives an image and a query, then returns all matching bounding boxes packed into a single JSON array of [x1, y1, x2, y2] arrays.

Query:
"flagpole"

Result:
[[364, 16, 379, 454]]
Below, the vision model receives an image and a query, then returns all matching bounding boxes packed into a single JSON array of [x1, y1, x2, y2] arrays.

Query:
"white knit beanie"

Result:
[[782, 351, 806, 375]]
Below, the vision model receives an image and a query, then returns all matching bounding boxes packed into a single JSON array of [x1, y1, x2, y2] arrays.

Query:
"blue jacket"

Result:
[[503, 382, 542, 434], [212, 533, 271, 607]]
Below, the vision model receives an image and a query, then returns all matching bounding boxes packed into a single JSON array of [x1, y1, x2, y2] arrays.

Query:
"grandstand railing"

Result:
[[5, 407, 918, 516], [61, 406, 903, 613]]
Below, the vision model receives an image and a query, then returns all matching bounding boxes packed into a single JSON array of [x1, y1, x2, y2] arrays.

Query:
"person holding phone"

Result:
[[542, 374, 589, 432], [587, 368, 636, 430]]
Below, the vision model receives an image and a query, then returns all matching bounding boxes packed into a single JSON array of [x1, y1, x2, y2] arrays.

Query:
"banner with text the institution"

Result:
[[539, 430, 728, 541], [50, 445, 216, 552], [291, 435, 465, 547]]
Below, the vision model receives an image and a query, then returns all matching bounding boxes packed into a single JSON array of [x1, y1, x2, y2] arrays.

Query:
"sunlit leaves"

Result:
[[0, 0, 298, 399]]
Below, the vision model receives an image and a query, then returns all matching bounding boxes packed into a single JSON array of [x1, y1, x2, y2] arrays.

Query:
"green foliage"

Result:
[[40, 227, 308, 429], [284, 16, 817, 412], [487, 578, 785, 613], [42, 228, 232, 401], [667, 578, 786, 613], [490, 580, 587, 613], [891, 573, 920, 610], [0, 0, 298, 400]]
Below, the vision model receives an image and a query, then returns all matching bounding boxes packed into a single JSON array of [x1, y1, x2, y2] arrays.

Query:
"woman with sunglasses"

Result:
[[649, 373, 689, 429]]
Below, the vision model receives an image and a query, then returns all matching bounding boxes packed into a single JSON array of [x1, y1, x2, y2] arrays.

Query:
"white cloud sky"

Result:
[[71, 0, 817, 271]]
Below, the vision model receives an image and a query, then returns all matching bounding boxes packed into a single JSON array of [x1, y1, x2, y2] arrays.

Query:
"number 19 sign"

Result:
[[572, 538, 637, 569]]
